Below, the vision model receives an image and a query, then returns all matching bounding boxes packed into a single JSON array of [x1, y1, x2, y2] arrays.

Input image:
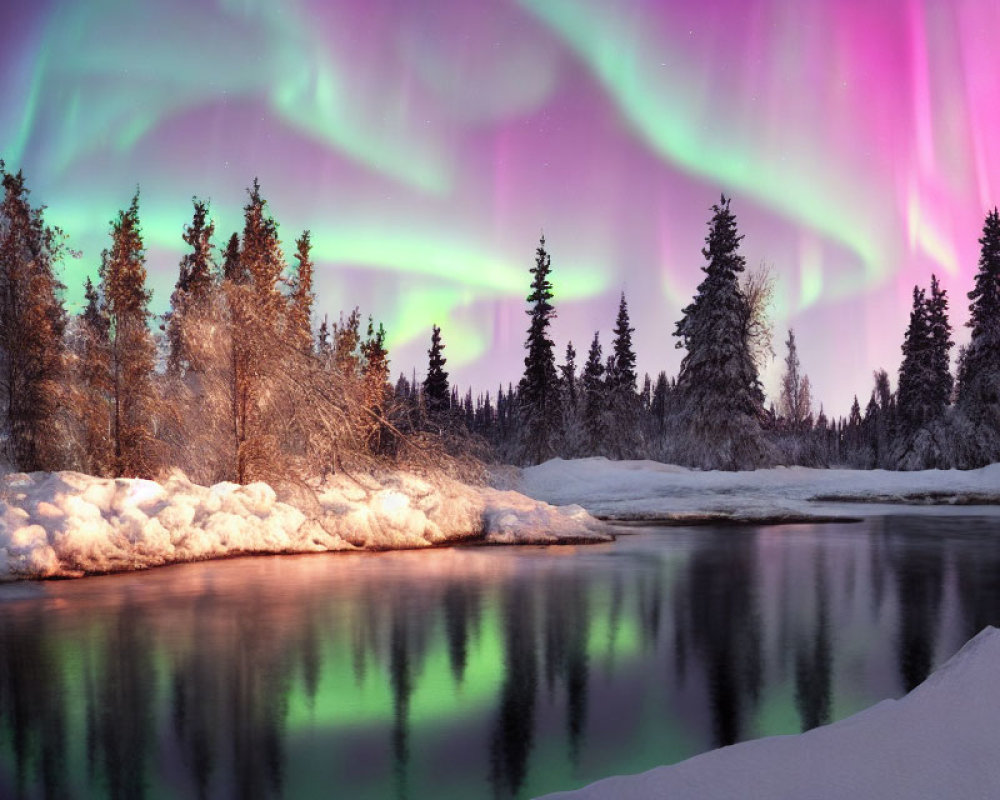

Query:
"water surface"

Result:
[[2, 516, 1000, 799]]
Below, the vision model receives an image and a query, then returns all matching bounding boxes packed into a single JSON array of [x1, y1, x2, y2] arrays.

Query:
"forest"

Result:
[[1, 163, 999, 482]]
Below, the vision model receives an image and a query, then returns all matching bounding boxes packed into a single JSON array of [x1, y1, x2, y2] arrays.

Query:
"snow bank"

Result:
[[539, 626, 1000, 800], [0, 470, 609, 580], [519, 458, 1000, 523]]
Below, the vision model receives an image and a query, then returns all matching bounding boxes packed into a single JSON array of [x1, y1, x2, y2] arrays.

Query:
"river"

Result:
[[2, 515, 999, 799]]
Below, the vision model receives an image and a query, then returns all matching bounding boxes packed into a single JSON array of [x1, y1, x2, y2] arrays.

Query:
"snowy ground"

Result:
[[0, 469, 609, 580], [519, 458, 1000, 523], [539, 625, 1000, 800]]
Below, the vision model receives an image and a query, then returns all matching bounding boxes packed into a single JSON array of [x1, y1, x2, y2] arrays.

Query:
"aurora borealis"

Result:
[[3, 0, 998, 413]]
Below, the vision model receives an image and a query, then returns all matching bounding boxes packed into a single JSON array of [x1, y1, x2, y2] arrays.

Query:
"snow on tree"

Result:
[[221, 231, 244, 283], [956, 209, 1000, 462], [70, 277, 113, 475], [606, 291, 640, 458], [897, 286, 936, 431], [360, 316, 390, 451], [287, 230, 315, 355], [0, 166, 67, 471], [560, 341, 577, 410], [423, 323, 450, 419], [317, 315, 332, 362], [559, 340, 584, 457], [856, 369, 895, 469], [926, 275, 953, 413], [100, 191, 158, 477], [778, 329, 812, 432], [581, 331, 607, 456], [650, 371, 670, 437], [673, 196, 770, 470], [227, 179, 287, 483], [165, 199, 216, 375], [332, 307, 362, 377], [516, 235, 562, 465]]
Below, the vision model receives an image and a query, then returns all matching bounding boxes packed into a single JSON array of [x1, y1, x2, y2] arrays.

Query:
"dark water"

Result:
[[2, 515, 1000, 799]]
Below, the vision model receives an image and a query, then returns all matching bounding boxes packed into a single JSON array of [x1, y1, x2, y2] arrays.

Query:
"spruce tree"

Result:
[[650, 371, 670, 436], [360, 317, 390, 451], [673, 196, 768, 469], [581, 332, 606, 455], [317, 315, 332, 362], [166, 199, 216, 374], [333, 308, 361, 377], [75, 276, 113, 475], [897, 286, 934, 430], [926, 274, 953, 414], [228, 180, 284, 483], [288, 230, 315, 355], [221, 232, 245, 284], [101, 192, 157, 477], [517, 235, 562, 464], [560, 341, 577, 409], [957, 209, 1000, 416], [0, 166, 67, 470], [607, 291, 639, 458], [423, 324, 449, 417]]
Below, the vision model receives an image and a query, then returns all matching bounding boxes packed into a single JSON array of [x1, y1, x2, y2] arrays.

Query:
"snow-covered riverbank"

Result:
[[519, 458, 1000, 523], [539, 625, 1000, 800], [0, 469, 609, 580]]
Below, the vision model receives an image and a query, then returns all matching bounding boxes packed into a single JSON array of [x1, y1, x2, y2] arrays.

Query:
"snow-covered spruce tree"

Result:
[[559, 341, 584, 457], [317, 315, 332, 363], [516, 235, 562, 464], [101, 192, 158, 477], [650, 371, 670, 439], [893, 284, 956, 469], [0, 166, 67, 471], [673, 197, 770, 470], [842, 394, 864, 466], [857, 369, 894, 469], [287, 230, 315, 355], [926, 275, 954, 413], [159, 203, 253, 485], [897, 287, 935, 430], [332, 307, 361, 378], [606, 292, 641, 459], [68, 277, 113, 475], [560, 341, 577, 411], [956, 209, 1000, 464], [423, 323, 449, 420], [360, 316, 390, 452], [221, 231, 244, 283], [228, 179, 286, 483], [165, 199, 215, 376], [581, 331, 607, 456]]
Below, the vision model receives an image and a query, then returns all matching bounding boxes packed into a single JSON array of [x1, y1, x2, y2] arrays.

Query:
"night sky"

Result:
[[3, 0, 998, 415]]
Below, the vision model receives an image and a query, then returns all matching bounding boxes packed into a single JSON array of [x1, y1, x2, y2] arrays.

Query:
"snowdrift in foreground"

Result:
[[0, 470, 609, 580], [519, 458, 1000, 522], [540, 626, 1000, 800]]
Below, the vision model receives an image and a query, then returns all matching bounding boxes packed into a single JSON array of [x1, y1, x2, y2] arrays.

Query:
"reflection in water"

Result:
[[675, 533, 762, 747], [2, 517, 1000, 799]]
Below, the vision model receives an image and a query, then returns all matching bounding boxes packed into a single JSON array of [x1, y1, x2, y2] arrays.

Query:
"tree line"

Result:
[[419, 197, 1000, 471], [2, 164, 998, 478]]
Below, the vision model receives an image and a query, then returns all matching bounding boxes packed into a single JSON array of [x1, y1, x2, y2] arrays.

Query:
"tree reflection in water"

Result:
[[2, 517, 1000, 799]]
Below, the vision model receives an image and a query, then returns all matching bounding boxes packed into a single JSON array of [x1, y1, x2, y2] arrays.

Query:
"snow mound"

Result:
[[520, 458, 1000, 522], [539, 626, 1000, 800], [0, 470, 609, 580]]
